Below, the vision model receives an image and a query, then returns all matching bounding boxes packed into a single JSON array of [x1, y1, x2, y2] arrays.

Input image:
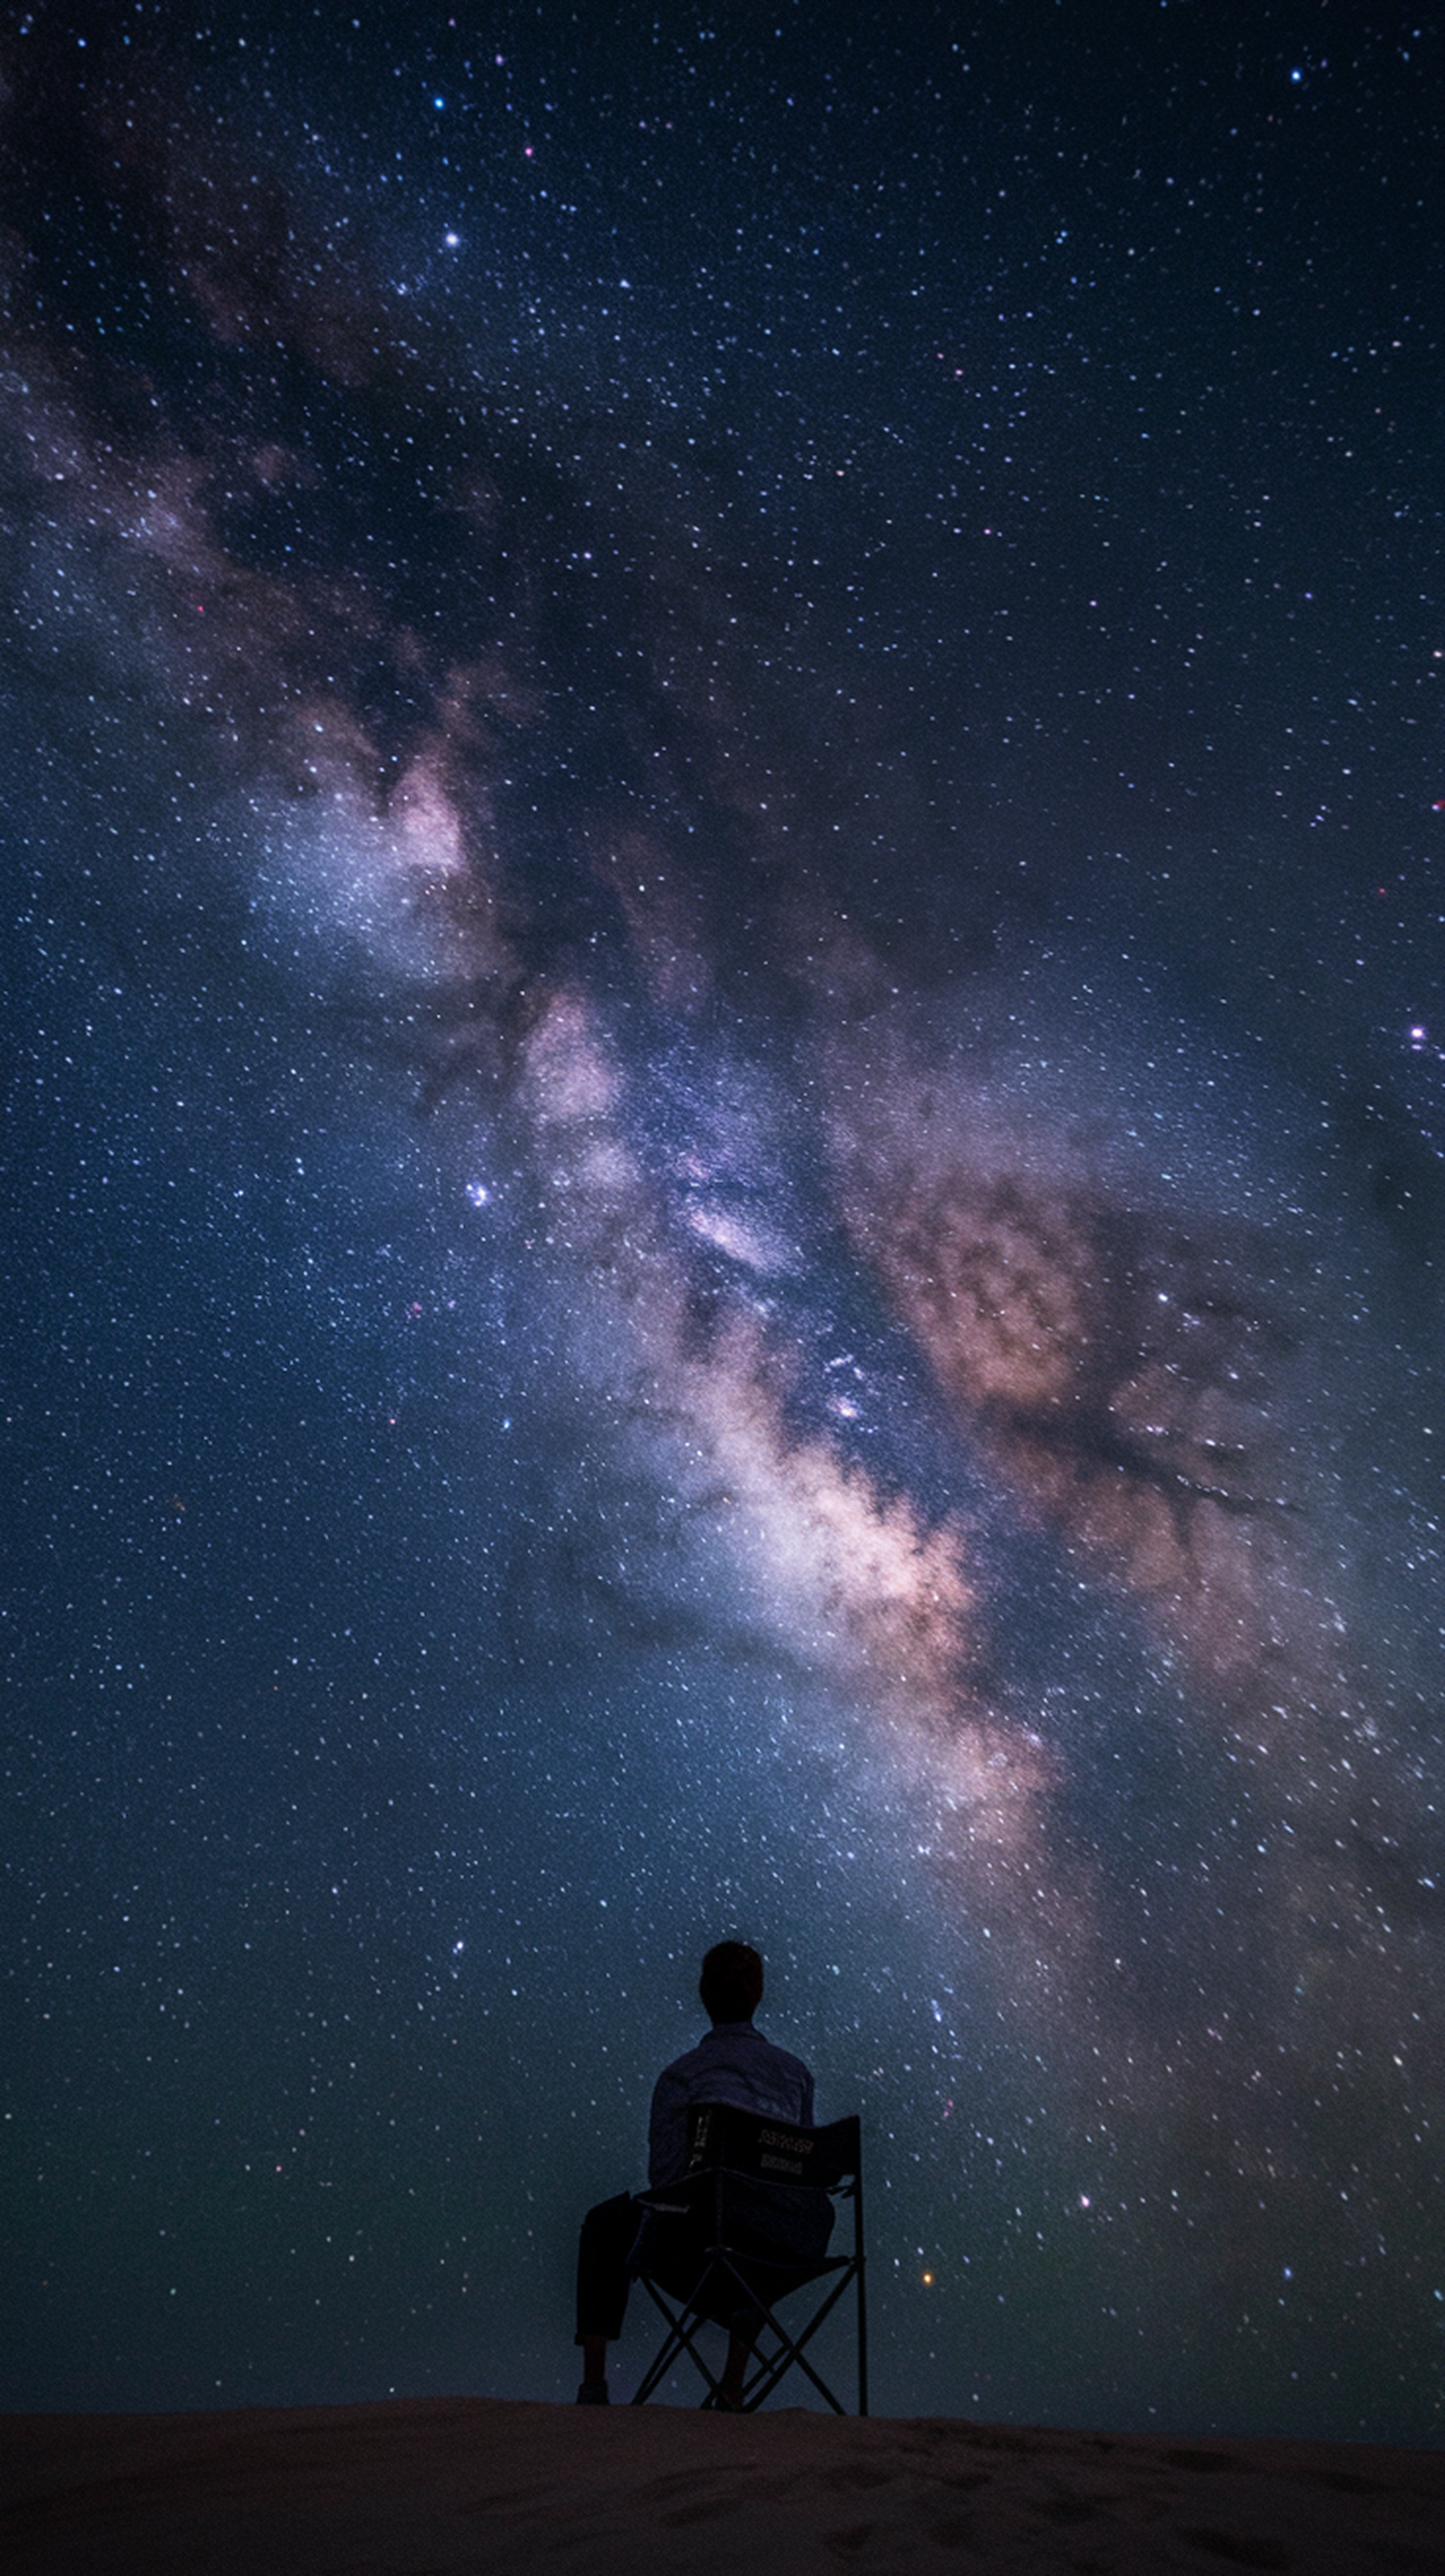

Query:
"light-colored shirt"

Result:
[[647, 2020, 815, 2186]]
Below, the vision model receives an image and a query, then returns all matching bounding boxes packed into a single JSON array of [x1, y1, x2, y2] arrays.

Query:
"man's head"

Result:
[[699, 1940, 764, 2025]]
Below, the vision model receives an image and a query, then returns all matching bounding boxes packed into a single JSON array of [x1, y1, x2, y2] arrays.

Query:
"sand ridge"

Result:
[[3, 2396, 1441, 2572]]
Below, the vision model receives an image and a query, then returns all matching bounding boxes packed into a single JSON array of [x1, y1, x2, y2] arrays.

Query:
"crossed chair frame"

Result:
[[627, 2103, 867, 2415]]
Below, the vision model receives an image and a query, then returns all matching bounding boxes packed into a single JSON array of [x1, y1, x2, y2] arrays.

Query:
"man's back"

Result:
[[648, 2017, 814, 2185]]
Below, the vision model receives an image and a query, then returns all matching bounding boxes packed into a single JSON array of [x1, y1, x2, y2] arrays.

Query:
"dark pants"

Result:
[[575, 2193, 682, 2343]]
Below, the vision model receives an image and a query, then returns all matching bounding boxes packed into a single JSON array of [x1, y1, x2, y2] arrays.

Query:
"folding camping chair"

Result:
[[629, 2102, 867, 2414]]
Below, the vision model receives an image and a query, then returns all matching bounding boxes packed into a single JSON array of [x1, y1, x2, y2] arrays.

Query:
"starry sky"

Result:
[[2, 0, 1442, 2441]]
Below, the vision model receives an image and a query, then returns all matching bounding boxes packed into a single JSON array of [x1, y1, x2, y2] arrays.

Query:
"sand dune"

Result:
[[3, 2397, 1441, 2572]]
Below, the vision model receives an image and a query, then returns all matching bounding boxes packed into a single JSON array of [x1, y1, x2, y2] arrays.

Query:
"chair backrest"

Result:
[[682, 2102, 860, 2193]]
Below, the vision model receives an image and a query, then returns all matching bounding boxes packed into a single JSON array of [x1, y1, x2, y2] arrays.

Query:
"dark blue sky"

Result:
[[2, 0, 1442, 2437]]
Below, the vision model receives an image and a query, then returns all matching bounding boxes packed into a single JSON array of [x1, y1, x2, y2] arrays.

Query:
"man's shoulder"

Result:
[[660, 2023, 812, 2086], [749, 2033, 812, 2082], [653, 2038, 710, 2089]]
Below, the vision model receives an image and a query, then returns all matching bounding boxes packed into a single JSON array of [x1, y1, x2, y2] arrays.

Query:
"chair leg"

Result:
[[632, 2251, 865, 2416], [731, 2268, 861, 2414], [630, 2278, 732, 2408]]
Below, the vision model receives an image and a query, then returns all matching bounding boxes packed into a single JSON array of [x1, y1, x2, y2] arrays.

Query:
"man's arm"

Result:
[[647, 2064, 687, 2188]]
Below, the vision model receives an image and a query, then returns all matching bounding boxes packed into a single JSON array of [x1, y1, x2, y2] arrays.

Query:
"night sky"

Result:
[[3, 0, 1442, 2441]]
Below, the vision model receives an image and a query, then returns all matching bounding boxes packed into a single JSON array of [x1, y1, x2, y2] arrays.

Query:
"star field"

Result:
[[1, 1, 1442, 2437]]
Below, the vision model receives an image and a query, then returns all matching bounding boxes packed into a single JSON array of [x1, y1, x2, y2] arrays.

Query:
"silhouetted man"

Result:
[[574, 1939, 823, 2405]]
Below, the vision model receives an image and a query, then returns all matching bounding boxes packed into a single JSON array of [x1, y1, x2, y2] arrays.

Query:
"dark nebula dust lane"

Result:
[[2, 5, 1442, 2440]]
